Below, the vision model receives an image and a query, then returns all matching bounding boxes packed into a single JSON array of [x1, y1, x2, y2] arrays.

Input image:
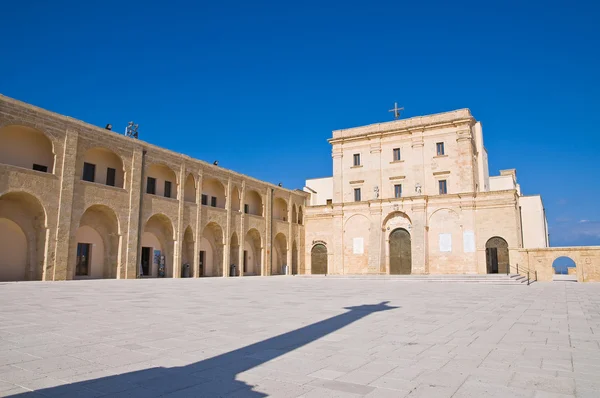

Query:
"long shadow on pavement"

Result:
[[13, 301, 397, 397]]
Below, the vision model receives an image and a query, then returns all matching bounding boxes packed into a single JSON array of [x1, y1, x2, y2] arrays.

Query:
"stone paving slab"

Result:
[[0, 277, 599, 397]]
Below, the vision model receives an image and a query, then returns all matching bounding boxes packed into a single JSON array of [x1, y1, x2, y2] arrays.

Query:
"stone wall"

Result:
[[512, 247, 600, 282]]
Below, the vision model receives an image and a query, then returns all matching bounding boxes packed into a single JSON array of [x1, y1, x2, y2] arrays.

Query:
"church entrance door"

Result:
[[311, 244, 327, 274], [485, 237, 509, 274], [389, 228, 411, 274]]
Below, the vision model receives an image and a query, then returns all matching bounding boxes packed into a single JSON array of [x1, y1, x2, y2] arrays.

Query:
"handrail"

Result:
[[507, 263, 534, 286]]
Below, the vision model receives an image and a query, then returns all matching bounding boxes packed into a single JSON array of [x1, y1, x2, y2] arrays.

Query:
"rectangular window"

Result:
[[106, 167, 116, 186], [393, 148, 401, 161], [32, 164, 48, 173], [353, 153, 361, 166], [164, 181, 172, 198], [394, 184, 402, 198], [439, 180, 448, 195], [201, 194, 208, 205], [211, 196, 217, 207], [436, 142, 445, 156], [244, 204, 249, 214], [76, 243, 91, 276], [326, 199, 333, 205], [147, 177, 156, 195], [83, 162, 96, 182], [354, 188, 361, 202]]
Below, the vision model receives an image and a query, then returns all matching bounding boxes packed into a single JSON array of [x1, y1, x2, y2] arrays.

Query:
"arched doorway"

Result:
[[311, 244, 327, 274], [552, 256, 577, 281], [389, 228, 411, 275], [0, 192, 47, 281], [74, 205, 120, 279], [485, 237, 509, 274], [272, 233, 287, 275], [200, 222, 224, 276], [142, 214, 174, 277], [244, 229, 262, 275]]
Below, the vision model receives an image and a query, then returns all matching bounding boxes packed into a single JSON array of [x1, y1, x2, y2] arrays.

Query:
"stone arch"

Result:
[[244, 228, 262, 275], [142, 213, 175, 277], [231, 186, 241, 212], [343, 214, 370, 274], [389, 228, 411, 275], [552, 256, 576, 277], [230, 231, 240, 276], [273, 197, 288, 221], [203, 178, 225, 209], [485, 236, 509, 274], [292, 240, 298, 275], [298, 206, 303, 225], [0, 124, 55, 173], [292, 204, 298, 223], [182, 226, 194, 277], [272, 232, 287, 275], [311, 244, 328, 274], [80, 147, 125, 188], [245, 190, 263, 216], [200, 222, 224, 276], [146, 163, 178, 199], [184, 174, 196, 203], [428, 208, 463, 274], [0, 191, 47, 281], [74, 204, 121, 279], [382, 211, 412, 228]]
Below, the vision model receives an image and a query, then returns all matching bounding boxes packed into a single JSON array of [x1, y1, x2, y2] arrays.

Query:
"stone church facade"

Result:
[[0, 94, 307, 281], [304, 109, 549, 275]]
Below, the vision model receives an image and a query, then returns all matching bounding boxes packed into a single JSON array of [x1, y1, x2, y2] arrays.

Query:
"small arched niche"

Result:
[[0, 125, 55, 173]]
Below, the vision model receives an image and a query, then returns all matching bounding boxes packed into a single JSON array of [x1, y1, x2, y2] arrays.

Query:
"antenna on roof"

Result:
[[125, 122, 139, 139]]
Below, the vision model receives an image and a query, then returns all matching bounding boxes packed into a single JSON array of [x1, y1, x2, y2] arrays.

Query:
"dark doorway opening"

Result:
[[199, 250, 205, 276], [311, 244, 327, 274], [76, 243, 91, 276], [141, 247, 151, 276], [485, 237, 509, 274], [389, 228, 411, 275]]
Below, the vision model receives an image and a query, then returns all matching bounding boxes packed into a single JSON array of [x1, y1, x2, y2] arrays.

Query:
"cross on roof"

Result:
[[388, 102, 404, 120]]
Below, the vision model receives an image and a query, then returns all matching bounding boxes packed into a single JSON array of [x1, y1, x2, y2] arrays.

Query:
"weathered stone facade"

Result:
[[304, 109, 551, 275], [0, 94, 307, 281]]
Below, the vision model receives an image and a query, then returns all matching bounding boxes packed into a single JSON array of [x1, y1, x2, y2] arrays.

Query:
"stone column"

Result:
[[123, 148, 145, 279], [52, 128, 79, 280], [264, 187, 272, 276], [238, 181, 246, 276], [287, 194, 293, 275], [332, 145, 343, 203], [223, 177, 232, 277], [174, 163, 185, 278], [193, 171, 203, 277]]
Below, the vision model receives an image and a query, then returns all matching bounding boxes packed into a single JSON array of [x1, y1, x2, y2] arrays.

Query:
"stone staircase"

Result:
[[295, 274, 531, 285]]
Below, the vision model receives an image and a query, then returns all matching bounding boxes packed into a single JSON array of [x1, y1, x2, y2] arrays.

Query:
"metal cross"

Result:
[[388, 102, 404, 119]]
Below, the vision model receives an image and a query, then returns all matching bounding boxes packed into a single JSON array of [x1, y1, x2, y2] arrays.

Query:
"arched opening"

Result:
[[298, 207, 303, 225], [292, 205, 298, 223], [292, 240, 298, 275], [245, 190, 263, 216], [244, 229, 262, 276], [200, 222, 224, 276], [146, 164, 178, 199], [202, 178, 225, 209], [273, 198, 288, 221], [0, 192, 47, 281], [80, 147, 125, 188], [552, 256, 577, 281], [389, 228, 411, 275], [0, 125, 54, 173], [184, 174, 196, 203], [74, 205, 120, 279], [230, 232, 240, 276], [311, 244, 327, 274], [485, 237, 509, 274], [272, 233, 287, 275], [141, 214, 174, 277], [182, 226, 194, 277], [231, 186, 241, 212]]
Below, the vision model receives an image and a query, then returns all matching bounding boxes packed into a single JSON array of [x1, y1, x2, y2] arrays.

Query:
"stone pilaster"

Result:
[[174, 163, 185, 278], [223, 177, 232, 277], [238, 181, 246, 276], [265, 187, 273, 276], [411, 135, 425, 196], [456, 127, 476, 193], [411, 199, 427, 274], [332, 145, 343, 203], [193, 171, 203, 277], [125, 148, 144, 279], [331, 208, 343, 275], [287, 194, 293, 275], [52, 128, 79, 281], [368, 204, 383, 273]]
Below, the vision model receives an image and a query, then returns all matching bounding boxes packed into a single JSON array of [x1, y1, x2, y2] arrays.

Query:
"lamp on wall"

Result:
[[213, 161, 219, 166], [105, 124, 112, 130], [278, 182, 282, 187]]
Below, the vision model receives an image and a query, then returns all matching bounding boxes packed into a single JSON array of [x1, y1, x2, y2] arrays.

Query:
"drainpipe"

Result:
[[136, 149, 147, 278]]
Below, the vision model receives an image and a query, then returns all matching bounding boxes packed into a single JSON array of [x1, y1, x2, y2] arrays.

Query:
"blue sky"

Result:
[[1, 1, 598, 247]]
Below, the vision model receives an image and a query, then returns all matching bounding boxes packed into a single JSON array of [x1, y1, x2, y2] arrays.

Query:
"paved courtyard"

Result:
[[0, 278, 599, 397]]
